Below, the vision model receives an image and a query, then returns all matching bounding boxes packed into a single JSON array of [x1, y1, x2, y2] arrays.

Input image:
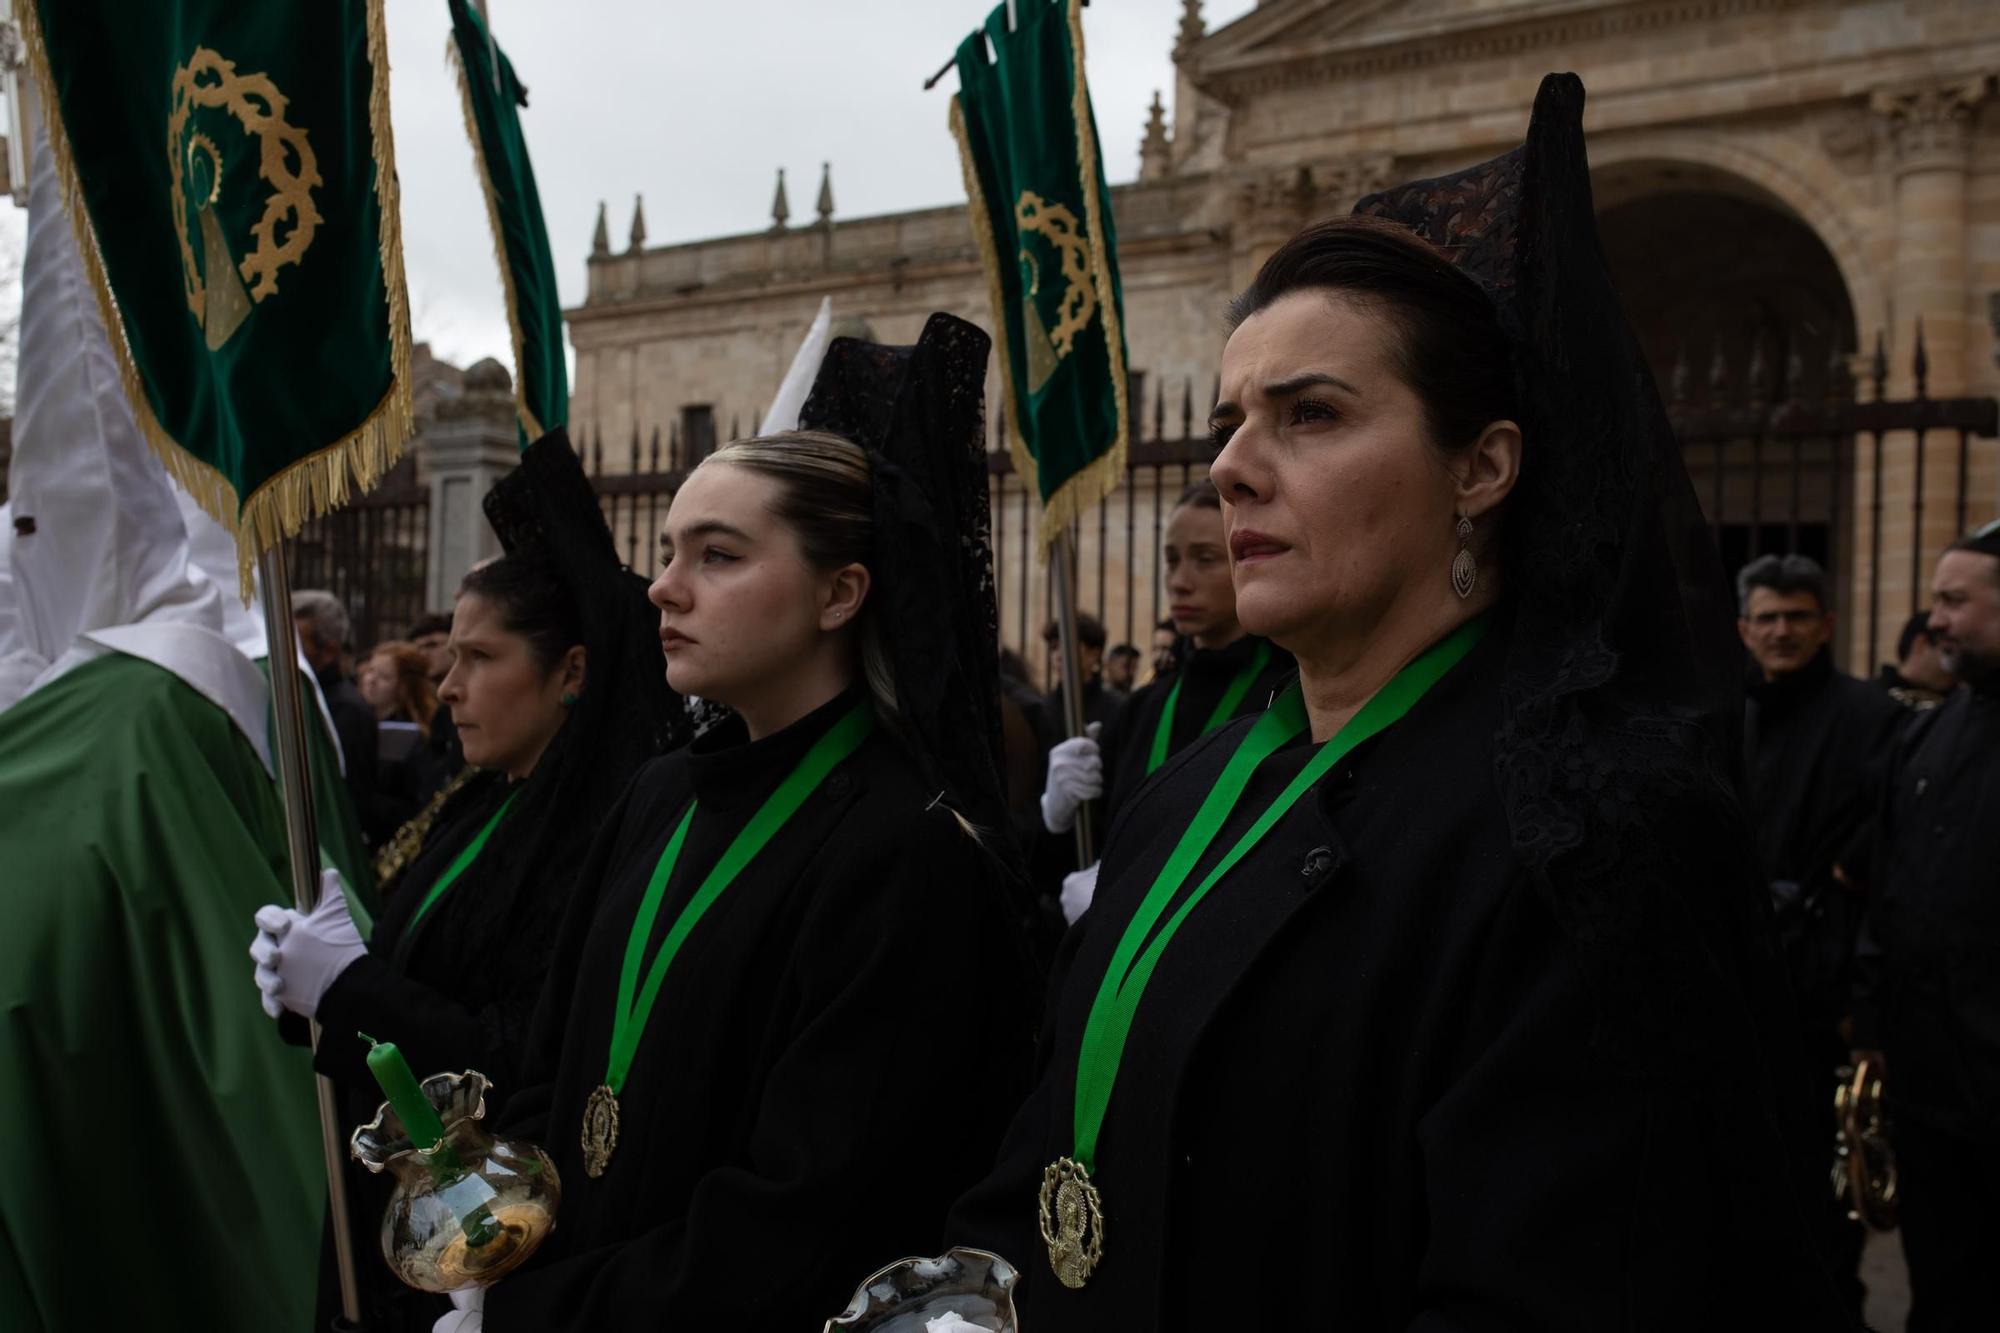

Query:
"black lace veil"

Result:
[[1357, 79, 1846, 1291], [797, 314, 1018, 865], [401, 429, 687, 1008], [1356, 73, 1749, 985]]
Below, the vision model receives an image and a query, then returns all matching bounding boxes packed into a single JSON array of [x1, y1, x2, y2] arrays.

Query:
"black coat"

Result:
[[950, 625, 1852, 1330], [1855, 681, 2000, 1136], [485, 691, 1039, 1331], [1096, 633, 1294, 826], [1741, 649, 1907, 1054], [316, 663, 380, 830]]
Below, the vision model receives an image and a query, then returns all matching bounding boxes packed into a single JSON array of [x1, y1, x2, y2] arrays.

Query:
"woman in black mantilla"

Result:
[[1040, 478, 1294, 922], [467, 315, 1041, 1332], [248, 430, 684, 1331], [934, 76, 1859, 1329]]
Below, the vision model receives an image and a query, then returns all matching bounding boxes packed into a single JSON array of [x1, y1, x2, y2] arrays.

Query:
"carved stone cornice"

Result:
[[1232, 154, 1395, 240], [1870, 77, 1991, 174], [1190, 0, 1810, 107]]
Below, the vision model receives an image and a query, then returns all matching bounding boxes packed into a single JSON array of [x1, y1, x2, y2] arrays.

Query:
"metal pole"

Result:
[[1050, 527, 1095, 866], [256, 540, 366, 1329]]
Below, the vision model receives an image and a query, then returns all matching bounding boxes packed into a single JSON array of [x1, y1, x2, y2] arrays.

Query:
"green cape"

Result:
[[0, 653, 325, 1330]]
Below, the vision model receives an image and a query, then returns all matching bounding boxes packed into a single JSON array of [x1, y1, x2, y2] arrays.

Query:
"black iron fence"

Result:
[[299, 334, 1997, 679], [291, 455, 429, 652], [1663, 326, 1997, 671]]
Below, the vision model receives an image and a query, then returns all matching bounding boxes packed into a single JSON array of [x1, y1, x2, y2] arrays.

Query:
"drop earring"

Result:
[[1450, 516, 1477, 600]]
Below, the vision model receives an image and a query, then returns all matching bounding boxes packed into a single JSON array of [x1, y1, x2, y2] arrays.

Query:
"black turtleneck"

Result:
[[487, 688, 1038, 1332], [1096, 633, 1295, 830]]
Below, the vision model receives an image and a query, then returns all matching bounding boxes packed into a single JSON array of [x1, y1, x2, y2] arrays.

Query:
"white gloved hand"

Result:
[[433, 1286, 484, 1332], [248, 868, 365, 1020], [1060, 862, 1101, 925], [1038, 723, 1103, 833]]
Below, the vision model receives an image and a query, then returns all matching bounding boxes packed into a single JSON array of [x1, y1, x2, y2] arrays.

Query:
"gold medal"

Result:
[[1037, 1156, 1104, 1288], [581, 1083, 620, 1178]]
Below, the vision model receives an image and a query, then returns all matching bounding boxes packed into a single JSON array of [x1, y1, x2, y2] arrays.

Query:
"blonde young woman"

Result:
[[465, 319, 1042, 1333]]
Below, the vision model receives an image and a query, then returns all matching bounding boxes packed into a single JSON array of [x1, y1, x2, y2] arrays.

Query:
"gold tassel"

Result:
[[1046, 0, 1130, 549]]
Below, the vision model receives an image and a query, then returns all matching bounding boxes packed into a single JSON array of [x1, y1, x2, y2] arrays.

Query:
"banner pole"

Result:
[[1050, 526, 1095, 866], [256, 540, 367, 1330]]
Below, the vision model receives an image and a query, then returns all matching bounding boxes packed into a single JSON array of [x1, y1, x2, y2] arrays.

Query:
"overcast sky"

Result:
[[0, 2, 1258, 401], [0, 1, 1257, 400], [387, 0, 1258, 369]]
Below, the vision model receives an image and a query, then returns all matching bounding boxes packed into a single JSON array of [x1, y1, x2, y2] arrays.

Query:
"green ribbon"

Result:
[[1146, 640, 1273, 776], [1071, 617, 1487, 1170], [605, 700, 875, 1094], [405, 787, 521, 934]]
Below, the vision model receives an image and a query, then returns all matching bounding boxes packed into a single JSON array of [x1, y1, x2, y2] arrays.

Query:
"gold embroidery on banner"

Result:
[[1014, 190, 1095, 395], [167, 47, 324, 347], [14, 0, 413, 598]]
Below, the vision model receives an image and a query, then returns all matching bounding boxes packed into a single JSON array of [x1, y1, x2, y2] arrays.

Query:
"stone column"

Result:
[[1849, 78, 1991, 668], [423, 359, 519, 612]]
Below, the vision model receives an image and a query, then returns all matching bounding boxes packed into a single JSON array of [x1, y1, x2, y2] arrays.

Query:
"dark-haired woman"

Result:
[[1040, 479, 1293, 921], [249, 431, 683, 1331], [469, 323, 1039, 1332], [928, 78, 1857, 1330]]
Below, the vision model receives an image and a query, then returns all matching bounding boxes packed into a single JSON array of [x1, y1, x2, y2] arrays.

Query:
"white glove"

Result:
[[1039, 723, 1103, 833], [1060, 862, 1101, 924], [248, 868, 365, 1020], [433, 1286, 484, 1332], [926, 1315, 991, 1333]]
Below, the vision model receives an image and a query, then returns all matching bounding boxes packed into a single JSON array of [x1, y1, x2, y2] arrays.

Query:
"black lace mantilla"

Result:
[[393, 429, 687, 1012], [798, 314, 1014, 861], [1359, 76, 1758, 1060]]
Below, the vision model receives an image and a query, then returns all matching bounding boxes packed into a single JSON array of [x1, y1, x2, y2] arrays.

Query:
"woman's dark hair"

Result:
[[456, 551, 584, 673], [1226, 215, 1517, 453]]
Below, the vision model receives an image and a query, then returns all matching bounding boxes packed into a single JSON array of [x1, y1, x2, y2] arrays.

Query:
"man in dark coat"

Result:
[[1850, 528, 2000, 1332], [1735, 554, 1906, 1311], [293, 588, 380, 826]]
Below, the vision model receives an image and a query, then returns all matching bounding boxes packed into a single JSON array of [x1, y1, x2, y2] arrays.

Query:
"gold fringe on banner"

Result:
[[448, 33, 543, 443], [947, 0, 1130, 556], [950, 95, 1039, 501], [1051, 0, 1129, 547], [14, 0, 415, 599]]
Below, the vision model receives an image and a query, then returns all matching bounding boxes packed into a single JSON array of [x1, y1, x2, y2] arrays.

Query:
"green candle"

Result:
[[361, 1038, 501, 1249], [365, 1038, 448, 1154]]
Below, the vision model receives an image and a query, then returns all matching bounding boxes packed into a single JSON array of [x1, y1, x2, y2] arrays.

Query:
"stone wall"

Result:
[[566, 0, 2000, 667]]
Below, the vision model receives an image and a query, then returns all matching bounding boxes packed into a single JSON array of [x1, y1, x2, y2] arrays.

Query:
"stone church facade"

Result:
[[567, 0, 2000, 670]]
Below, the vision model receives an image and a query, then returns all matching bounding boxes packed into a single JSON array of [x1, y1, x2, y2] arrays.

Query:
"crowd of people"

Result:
[[102, 75, 1999, 1332], [289, 593, 461, 855]]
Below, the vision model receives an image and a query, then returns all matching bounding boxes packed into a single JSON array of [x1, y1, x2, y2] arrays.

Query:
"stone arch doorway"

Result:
[[1594, 160, 1860, 617]]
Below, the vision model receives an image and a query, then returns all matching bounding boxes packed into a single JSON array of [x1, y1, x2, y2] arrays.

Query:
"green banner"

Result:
[[448, 0, 569, 448], [19, 0, 411, 587], [951, 0, 1128, 544]]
